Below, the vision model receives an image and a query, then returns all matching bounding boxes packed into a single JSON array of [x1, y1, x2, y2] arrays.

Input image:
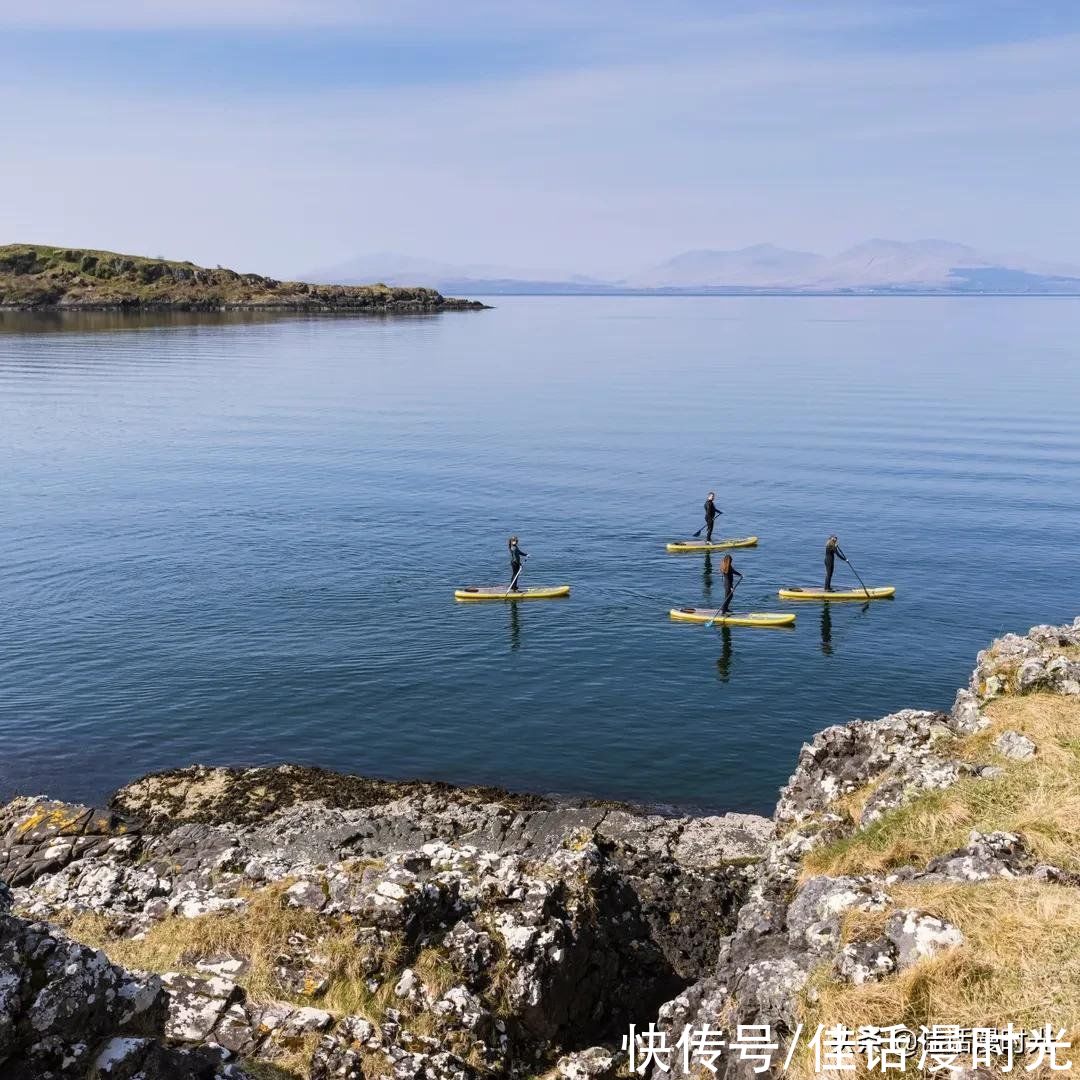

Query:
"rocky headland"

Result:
[[0, 246, 488, 312], [2, 617, 1078, 1079]]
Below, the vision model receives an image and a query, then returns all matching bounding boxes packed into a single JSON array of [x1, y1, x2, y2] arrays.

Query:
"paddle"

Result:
[[692, 509, 723, 538], [843, 553, 871, 600], [704, 577, 741, 629]]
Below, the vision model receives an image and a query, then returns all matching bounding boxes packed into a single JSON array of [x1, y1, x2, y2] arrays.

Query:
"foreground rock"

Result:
[[0, 244, 488, 312], [0, 769, 770, 1077], [0, 879, 240, 1078], [4, 615, 1077, 1078]]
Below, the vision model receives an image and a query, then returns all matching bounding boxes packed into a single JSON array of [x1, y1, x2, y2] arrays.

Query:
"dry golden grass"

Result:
[[64, 882, 413, 1026], [414, 945, 457, 999], [67, 884, 325, 1002], [803, 693, 1080, 879], [793, 879, 1080, 1079], [792, 686, 1080, 1079], [63, 886, 434, 1078], [830, 776, 887, 828]]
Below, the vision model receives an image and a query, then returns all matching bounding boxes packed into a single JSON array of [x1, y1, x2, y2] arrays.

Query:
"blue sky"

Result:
[[2, 1, 1078, 275]]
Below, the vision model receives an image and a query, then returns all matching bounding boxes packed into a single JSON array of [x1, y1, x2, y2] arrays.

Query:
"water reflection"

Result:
[[716, 625, 733, 682], [702, 553, 714, 599], [821, 605, 833, 656], [0, 309, 445, 335], [509, 604, 522, 651]]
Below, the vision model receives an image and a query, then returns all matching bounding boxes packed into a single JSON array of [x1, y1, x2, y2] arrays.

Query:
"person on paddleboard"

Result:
[[824, 535, 847, 592], [704, 492, 721, 542], [508, 535, 528, 592], [719, 554, 742, 614]]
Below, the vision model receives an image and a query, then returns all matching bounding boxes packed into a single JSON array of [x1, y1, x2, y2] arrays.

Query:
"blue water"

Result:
[[1, 298, 1079, 815]]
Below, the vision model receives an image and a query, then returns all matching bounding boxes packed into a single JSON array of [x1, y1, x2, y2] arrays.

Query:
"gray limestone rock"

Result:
[[557, 1046, 621, 1080], [995, 730, 1037, 760], [834, 938, 897, 984], [775, 709, 957, 825], [885, 909, 964, 968]]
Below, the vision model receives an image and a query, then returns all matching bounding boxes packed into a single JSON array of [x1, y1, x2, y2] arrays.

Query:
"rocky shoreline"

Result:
[[0, 245, 488, 313], [2, 616, 1078, 1079]]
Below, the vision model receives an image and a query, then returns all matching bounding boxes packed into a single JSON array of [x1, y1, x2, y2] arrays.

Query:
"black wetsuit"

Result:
[[824, 543, 847, 591], [721, 567, 743, 614], [509, 543, 528, 590], [704, 499, 720, 542]]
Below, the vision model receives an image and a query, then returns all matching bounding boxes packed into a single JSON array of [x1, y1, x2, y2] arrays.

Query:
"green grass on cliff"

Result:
[[1, 243, 200, 273]]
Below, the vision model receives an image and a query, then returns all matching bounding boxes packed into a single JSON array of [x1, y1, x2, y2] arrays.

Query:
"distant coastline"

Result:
[[0, 244, 488, 313], [459, 285, 1080, 297], [308, 239, 1080, 298]]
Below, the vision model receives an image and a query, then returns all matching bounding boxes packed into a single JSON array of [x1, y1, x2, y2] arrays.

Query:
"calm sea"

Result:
[[2, 297, 1078, 815]]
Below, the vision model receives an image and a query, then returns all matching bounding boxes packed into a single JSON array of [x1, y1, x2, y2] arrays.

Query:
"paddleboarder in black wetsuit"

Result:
[[508, 536, 528, 592], [704, 492, 721, 542], [824, 535, 847, 592], [719, 554, 742, 614]]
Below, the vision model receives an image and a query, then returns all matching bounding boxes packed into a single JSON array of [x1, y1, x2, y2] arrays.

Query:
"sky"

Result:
[[1, 0, 1079, 277]]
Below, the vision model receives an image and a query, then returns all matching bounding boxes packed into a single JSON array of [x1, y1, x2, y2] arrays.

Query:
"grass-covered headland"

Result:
[[0, 244, 487, 312]]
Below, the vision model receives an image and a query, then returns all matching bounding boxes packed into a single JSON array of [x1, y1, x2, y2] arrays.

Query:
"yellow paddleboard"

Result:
[[778, 586, 895, 601], [455, 586, 571, 602], [669, 607, 795, 627], [666, 536, 758, 552]]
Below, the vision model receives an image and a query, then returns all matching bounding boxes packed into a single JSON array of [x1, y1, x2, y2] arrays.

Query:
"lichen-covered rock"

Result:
[[2, 766, 770, 1080], [834, 938, 897, 984], [309, 1015, 378, 1080], [0, 905, 245, 1078], [285, 878, 327, 912], [89, 1036, 242, 1079], [0, 798, 140, 889], [995, 730, 1037, 760], [949, 688, 988, 733], [972, 617, 1080, 699], [159, 973, 242, 1043], [885, 909, 964, 968], [557, 1045, 621, 1080], [785, 875, 890, 953], [903, 830, 1036, 884], [775, 709, 960, 825]]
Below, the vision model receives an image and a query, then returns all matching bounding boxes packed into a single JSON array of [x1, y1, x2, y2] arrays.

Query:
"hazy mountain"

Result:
[[302, 240, 1080, 295], [806, 239, 994, 288], [629, 239, 1080, 290], [624, 244, 824, 288]]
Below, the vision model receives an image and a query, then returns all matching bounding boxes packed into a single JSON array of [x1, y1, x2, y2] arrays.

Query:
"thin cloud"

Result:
[[1, 2, 1077, 268], [0, 0, 936, 33]]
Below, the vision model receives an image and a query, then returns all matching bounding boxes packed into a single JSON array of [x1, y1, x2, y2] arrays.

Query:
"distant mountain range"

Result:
[[306, 240, 1080, 295]]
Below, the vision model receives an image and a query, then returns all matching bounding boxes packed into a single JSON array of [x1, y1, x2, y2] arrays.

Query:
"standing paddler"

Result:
[[719, 554, 743, 614], [508, 535, 528, 592], [824, 535, 847, 592], [703, 491, 721, 543]]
